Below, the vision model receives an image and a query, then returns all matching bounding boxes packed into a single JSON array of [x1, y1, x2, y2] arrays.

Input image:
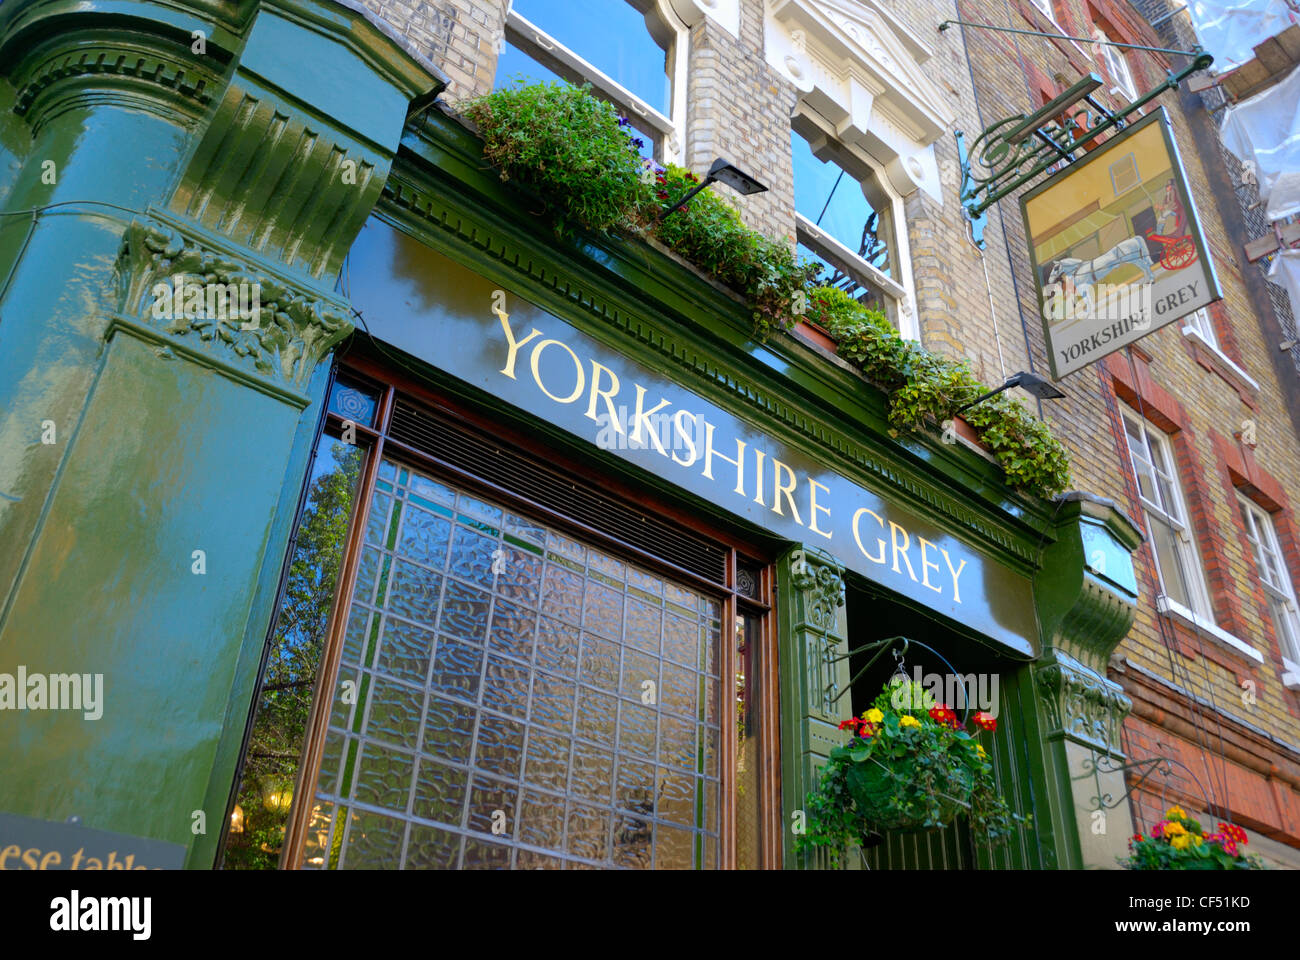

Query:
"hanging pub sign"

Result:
[[1021, 107, 1221, 380]]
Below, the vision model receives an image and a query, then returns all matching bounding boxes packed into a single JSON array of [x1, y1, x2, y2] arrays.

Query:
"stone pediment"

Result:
[[766, 0, 956, 200]]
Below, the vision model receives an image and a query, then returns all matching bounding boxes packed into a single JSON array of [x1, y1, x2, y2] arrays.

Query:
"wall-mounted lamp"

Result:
[[656, 157, 768, 221], [953, 370, 1066, 416]]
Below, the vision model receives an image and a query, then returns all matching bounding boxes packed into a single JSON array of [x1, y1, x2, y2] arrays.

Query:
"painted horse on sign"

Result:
[[1046, 235, 1156, 316]]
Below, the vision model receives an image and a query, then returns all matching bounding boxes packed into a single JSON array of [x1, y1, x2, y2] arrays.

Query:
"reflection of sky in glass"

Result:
[[495, 41, 657, 161], [798, 242, 880, 307], [791, 131, 889, 275], [513, 0, 671, 114]]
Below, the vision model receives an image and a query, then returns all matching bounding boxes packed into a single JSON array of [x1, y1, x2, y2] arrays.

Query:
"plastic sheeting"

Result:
[[1220, 63, 1300, 221], [1267, 248, 1300, 319], [1189, 0, 1297, 72]]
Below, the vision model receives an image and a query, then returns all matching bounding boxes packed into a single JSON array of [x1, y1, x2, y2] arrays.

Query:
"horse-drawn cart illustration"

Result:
[[1145, 231, 1198, 271]]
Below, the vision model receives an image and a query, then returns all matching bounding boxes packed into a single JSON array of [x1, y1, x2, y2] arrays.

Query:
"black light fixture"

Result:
[[953, 370, 1066, 415], [656, 157, 768, 221]]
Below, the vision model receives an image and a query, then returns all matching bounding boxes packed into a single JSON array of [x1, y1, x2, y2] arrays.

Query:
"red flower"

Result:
[[972, 711, 997, 732], [1218, 822, 1248, 845]]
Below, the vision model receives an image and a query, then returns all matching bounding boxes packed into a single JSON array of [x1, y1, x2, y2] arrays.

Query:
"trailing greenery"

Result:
[[797, 679, 1027, 866], [463, 79, 1073, 498]]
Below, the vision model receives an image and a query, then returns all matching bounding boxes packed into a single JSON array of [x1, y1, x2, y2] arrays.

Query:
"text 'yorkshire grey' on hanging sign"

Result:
[[490, 309, 1037, 655]]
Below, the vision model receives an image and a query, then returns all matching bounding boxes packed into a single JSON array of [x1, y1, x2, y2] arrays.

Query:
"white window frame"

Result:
[[1238, 494, 1300, 686], [1029, 0, 1058, 25], [503, 0, 688, 164], [1181, 307, 1262, 391], [1094, 30, 1138, 101], [1120, 408, 1217, 621], [790, 106, 918, 341]]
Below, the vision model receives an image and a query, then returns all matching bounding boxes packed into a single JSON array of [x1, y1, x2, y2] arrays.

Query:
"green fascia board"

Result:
[[387, 107, 1059, 573]]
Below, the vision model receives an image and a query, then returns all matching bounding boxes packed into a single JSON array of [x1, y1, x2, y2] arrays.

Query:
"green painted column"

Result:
[[777, 544, 852, 868], [0, 0, 443, 867], [1031, 492, 1146, 869]]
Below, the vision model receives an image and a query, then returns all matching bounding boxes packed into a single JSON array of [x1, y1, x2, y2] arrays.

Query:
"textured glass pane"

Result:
[[339, 810, 405, 869], [516, 850, 566, 869], [656, 768, 700, 827], [662, 613, 696, 666], [429, 637, 484, 703], [387, 560, 442, 626], [474, 712, 526, 779], [625, 599, 661, 652], [659, 714, 699, 772], [374, 618, 435, 686], [463, 838, 512, 869], [570, 743, 614, 803], [405, 823, 460, 868], [659, 662, 695, 718], [579, 634, 621, 691], [456, 493, 504, 527], [565, 802, 609, 861], [411, 760, 468, 826], [441, 579, 491, 642], [330, 669, 361, 730], [421, 695, 475, 765], [327, 376, 380, 427], [483, 653, 531, 718], [364, 676, 424, 750], [612, 813, 653, 869], [366, 493, 393, 547], [353, 546, 381, 605], [352, 742, 415, 812], [505, 513, 546, 547], [490, 598, 538, 662], [541, 563, 585, 627], [618, 699, 657, 759], [576, 687, 618, 748], [535, 615, 580, 677], [531, 673, 577, 732], [408, 473, 455, 509], [468, 776, 518, 837], [583, 583, 624, 640], [654, 823, 695, 869], [496, 545, 544, 607], [300, 801, 335, 869], [449, 523, 497, 589], [397, 504, 453, 569], [524, 729, 572, 793], [621, 648, 659, 702], [341, 605, 370, 669], [518, 789, 566, 850], [317, 731, 346, 796], [615, 759, 656, 816]]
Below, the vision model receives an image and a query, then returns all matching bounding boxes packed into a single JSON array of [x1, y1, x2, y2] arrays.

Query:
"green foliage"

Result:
[[797, 678, 1027, 866], [649, 164, 820, 337], [463, 80, 1072, 498], [807, 285, 892, 339], [463, 79, 649, 236], [1122, 809, 1265, 870]]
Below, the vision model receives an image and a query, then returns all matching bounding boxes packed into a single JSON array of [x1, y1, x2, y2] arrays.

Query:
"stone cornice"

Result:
[[114, 209, 352, 389]]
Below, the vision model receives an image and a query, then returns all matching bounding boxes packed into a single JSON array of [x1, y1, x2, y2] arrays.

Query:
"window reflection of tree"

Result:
[[221, 439, 363, 869]]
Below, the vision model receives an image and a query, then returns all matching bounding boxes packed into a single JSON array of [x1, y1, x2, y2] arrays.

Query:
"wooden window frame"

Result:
[[281, 350, 783, 869]]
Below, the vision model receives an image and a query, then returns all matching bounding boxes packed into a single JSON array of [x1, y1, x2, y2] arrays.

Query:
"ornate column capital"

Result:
[[113, 211, 353, 394]]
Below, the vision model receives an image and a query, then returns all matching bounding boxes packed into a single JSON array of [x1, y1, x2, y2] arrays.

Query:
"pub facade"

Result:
[[1, 0, 1293, 871]]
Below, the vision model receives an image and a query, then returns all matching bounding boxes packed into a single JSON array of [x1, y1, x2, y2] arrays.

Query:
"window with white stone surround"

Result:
[[791, 111, 915, 338], [495, 0, 688, 163], [1238, 494, 1300, 686]]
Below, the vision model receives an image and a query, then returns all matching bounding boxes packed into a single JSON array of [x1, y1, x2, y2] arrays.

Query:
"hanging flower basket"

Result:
[[796, 678, 1027, 864], [1122, 807, 1265, 870]]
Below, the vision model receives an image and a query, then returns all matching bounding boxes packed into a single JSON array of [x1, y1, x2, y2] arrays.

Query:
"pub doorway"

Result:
[[843, 575, 1044, 869]]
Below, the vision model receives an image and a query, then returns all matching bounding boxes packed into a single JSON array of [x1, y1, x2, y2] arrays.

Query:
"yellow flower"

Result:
[[1170, 834, 1192, 851], [1163, 821, 1187, 837], [899, 714, 920, 729], [975, 744, 988, 759], [864, 708, 884, 724], [1190, 834, 1203, 847], [1166, 806, 1187, 820]]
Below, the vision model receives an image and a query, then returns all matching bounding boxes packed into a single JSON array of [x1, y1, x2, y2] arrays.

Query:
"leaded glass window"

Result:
[[301, 458, 723, 869]]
